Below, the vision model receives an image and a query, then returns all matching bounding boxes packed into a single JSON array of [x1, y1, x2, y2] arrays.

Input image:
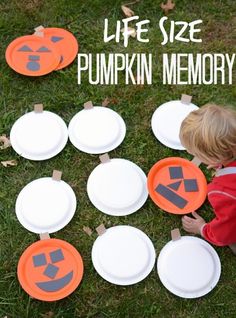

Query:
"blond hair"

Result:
[[179, 104, 236, 164]]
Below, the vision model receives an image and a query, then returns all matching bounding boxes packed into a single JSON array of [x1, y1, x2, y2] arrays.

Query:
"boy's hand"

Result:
[[182, 212, 206, 235]]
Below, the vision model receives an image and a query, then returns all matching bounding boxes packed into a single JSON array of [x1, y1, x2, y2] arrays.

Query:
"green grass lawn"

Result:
[[1, 0, 236, 317]]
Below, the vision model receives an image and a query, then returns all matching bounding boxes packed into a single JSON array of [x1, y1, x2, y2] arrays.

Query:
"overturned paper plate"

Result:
[[16, 177, 77, 233], [18, 238, 84, 301], [92, 225, 156, 285], [10, 110, 68, 160], [147, 157, 207, 214], [68, 106, 126, 154], [5, 35, 61, 76], [157, 236, 221, 298], [87, 158, 148, 216], [151, 98, 198, 150], [40, 27, 79, 70]]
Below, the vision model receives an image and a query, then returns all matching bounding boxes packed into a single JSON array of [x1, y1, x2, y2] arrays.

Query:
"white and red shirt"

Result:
[[202, 161, 236, 246]]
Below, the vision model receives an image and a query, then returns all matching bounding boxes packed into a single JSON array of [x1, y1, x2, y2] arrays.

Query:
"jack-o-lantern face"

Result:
[[33, 248, 73, 292], [40, 28, 79, 70], [18, 239, 84, 301], [147, 157, 207, 214], [5, 35, 61, 76]]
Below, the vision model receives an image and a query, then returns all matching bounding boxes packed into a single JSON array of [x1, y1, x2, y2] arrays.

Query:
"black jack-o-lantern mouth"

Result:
[[36, 271, 73, 292]]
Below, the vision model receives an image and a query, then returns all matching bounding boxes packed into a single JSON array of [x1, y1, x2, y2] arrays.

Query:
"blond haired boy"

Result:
[[180, 104, 236, 253]]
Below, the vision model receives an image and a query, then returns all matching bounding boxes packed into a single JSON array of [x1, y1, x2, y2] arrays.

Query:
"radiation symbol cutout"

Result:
[[17, 239, 84, 301], [147, 157, 207, 214], [5, 35, 61, 76]]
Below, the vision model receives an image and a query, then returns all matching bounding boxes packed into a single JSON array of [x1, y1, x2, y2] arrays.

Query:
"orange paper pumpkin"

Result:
[[41, 27, 79, 70], [5, 35, 61, 76], [147, 157, 207, 214], [17, 238, 84, 301]]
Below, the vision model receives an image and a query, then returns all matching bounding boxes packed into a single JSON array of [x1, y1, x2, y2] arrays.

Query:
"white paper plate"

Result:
[[68, 107, 126, 154], [16, 177, 77, 234], [92, 225, 156, 285], [10, 110, 68, 160], [87, 158, 148, 216], [151, 100, 199, 150], [157, 236, 221, 298]]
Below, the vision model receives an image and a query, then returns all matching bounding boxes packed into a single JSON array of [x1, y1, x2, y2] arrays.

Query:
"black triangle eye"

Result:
[[36, 46, 51, 52], [51, 36, 63, 42], [18, 45, 33, 52]]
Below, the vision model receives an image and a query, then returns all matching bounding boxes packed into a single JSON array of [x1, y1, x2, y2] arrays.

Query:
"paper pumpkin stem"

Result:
[[171, 228, 181, 241]]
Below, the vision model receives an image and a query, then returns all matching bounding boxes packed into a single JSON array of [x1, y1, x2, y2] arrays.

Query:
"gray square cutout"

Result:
[[33, 253, 47, 267], [43, 263, 59, 279], [169, 167, 183, 179], [50, 249, 64, 263], [184, 179, 199, 192]]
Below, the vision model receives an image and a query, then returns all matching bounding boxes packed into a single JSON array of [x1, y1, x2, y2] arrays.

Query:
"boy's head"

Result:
[[179, 104, 236, 165]]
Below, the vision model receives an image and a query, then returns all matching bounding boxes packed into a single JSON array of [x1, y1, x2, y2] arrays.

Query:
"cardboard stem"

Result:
[[181, 94, 192, 105], [96, 224, 106, 236], [84, 101, 93, 109], [34, 25, 44, 37], [171, 228, 181, 241], [99, 153, 110, 163], [40, 232, 50, 240], [34, 104, 43, 113], [52, 170, 62, 181], [34, 25, 44, 32], [192, 156, 202, 167], [34, 31, 44, 37]]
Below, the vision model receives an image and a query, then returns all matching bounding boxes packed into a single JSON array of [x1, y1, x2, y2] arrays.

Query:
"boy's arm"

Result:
[[202, 192, 236, 246]]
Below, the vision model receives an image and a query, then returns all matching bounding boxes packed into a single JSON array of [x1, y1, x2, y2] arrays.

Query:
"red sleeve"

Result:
[[202, 191, 236, 246]]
